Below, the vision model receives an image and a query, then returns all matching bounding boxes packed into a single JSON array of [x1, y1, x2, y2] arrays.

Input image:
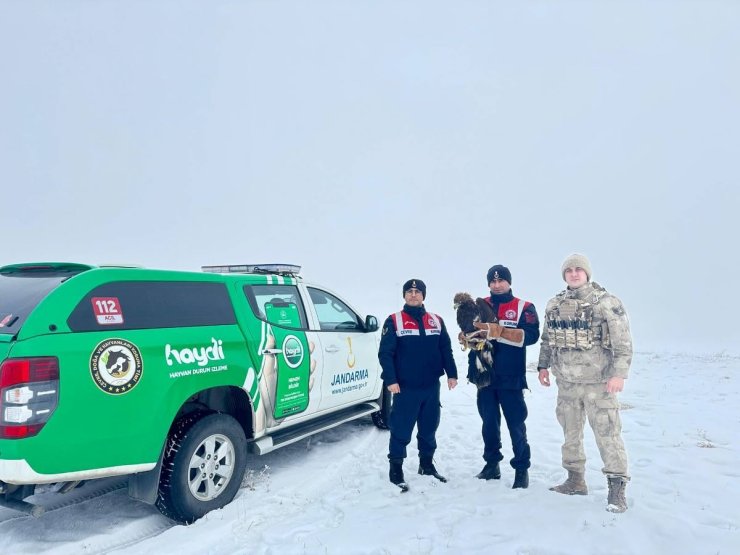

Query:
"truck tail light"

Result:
[[0, 357, 59, 439]]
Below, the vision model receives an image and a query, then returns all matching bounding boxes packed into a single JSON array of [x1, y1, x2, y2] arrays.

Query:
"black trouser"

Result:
[[388, 382, 441, 461], [476, 386, 530, 470]]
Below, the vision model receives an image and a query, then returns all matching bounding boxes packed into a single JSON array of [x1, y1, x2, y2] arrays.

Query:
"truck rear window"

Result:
[[0, 274, 70, 334]]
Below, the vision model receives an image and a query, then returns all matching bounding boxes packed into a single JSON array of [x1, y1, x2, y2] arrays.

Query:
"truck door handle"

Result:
[[324, 346, 340, 353], [262, 348, 283, 355]]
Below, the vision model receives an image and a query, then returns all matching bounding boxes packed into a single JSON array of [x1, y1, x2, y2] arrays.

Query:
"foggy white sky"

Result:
[[1, 1, 738, 353]]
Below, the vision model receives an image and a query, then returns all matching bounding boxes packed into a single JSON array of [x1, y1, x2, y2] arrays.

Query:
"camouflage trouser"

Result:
[[555, 379, 629, 478]]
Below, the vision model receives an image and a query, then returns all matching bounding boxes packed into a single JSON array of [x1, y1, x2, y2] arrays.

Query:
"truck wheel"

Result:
[[371, 388, 392, 430], [156, 412, 247, 524]]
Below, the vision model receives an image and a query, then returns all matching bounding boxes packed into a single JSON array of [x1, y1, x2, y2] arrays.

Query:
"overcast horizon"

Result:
[[2, 1, 738, 354]]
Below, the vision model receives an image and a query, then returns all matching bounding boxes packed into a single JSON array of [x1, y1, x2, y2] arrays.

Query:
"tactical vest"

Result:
[[545, 286, 609, 350], [392, 311, 443, 337]]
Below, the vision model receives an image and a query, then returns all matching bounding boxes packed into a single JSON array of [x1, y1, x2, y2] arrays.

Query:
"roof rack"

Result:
[[98, 263, 144, 269], [201, 264, 302, 277]]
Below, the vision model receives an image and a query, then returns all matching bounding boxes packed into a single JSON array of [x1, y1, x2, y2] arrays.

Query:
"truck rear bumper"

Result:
[[0, 459, 156, 485]]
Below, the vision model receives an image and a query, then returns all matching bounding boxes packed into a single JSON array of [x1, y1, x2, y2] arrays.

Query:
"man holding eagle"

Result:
[[457, 265, 540, 489]]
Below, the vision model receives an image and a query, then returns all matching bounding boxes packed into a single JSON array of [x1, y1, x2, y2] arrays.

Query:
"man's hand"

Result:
[[387, 383, 400, 394], [605, 376, 625, 393], [447, 378, 458, 390], [538, 368, 551, 387], [473, 322, 503, 339]]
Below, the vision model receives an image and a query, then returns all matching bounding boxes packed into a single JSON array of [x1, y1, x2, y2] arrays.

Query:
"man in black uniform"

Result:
[[470, 265, 540, 489], [378, 279, 458, 489]]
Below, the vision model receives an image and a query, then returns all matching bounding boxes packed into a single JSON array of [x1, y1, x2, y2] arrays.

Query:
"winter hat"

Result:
[[402, 278, 426, 299], [486, 265, 512, 285], [561, 253, 592, 281]]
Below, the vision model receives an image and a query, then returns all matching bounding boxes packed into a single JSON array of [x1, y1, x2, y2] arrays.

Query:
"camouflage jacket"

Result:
[[537, 282, 632, 383]]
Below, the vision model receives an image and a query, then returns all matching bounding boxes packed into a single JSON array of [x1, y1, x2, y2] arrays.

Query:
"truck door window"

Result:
[[307, 287, 362, 331], [243, 285, 308, 329]]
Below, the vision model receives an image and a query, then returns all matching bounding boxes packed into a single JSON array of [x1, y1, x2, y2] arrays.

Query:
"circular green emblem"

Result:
[[282, 335, 304, 368], [90, 338, 143, 395]]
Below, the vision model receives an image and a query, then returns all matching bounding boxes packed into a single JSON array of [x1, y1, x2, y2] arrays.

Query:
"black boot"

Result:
[[476, 462, 501, 480], [389, 458, 405, 485], [513, 469, 529, 489], [418, 455, 447, 483]]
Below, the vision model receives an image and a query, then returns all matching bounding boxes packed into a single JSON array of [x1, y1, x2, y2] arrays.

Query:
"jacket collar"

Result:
[[565, 281, 604, 301], [489, 290, 514, 304], [403, 304, 427, 319]]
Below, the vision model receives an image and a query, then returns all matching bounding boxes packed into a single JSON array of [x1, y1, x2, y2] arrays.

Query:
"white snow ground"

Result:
[[1, 350, 738, 555]]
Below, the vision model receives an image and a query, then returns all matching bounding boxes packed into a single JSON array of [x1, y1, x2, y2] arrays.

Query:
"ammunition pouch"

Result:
[[546, 294, 610, 350], [548, 321, 602, 350]]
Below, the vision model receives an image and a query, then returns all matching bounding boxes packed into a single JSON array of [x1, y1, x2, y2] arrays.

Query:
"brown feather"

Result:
[[454, 293, 496, 388], [475, 297, 497, 323], [453, 292, 479, 333]]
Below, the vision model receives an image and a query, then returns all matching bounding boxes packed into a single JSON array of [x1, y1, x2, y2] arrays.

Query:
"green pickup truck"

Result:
[[0, 262, 389, 523]]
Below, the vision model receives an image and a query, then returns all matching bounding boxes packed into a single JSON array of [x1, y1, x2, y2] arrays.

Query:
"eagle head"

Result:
[[453, 292, 480, 334], [453, 292, 474, 311]]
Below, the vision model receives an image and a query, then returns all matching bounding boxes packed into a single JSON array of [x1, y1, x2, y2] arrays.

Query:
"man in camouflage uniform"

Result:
[[537, 254, 633, 513]]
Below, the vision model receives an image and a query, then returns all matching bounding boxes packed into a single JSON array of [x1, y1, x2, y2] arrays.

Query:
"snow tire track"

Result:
[[0, 477, 176, 554], [0, 477, 127, 523], [83, 518, 175, 555]]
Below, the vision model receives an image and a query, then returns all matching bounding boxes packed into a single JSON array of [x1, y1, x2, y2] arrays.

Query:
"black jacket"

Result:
[[378, 304, 458, 389], [468, 290, 540, 389]]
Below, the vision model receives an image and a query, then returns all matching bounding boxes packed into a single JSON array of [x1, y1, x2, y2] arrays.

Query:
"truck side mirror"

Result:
[[365, 315, 379, 332]]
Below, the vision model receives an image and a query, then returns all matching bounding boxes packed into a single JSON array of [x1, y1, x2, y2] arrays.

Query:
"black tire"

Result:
[[156, 412, 247, 524], [371, 388, 392, 430]]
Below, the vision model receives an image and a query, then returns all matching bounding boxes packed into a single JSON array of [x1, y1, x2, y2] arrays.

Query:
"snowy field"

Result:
[[1, 350, 737, 554]]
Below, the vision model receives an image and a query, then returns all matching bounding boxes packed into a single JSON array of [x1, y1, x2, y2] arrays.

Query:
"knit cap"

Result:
[[561, 253, 592, 281], [486, 265, 512, 285], [402, 278, 426, 299]]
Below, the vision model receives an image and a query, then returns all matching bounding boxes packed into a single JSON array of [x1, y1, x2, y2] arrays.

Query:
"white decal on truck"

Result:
[[165, 338, 225, 367]]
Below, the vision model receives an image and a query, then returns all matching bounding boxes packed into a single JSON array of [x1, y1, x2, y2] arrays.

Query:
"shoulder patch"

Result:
[[524, 311, 537, 324], [612, 305, 625, 316]]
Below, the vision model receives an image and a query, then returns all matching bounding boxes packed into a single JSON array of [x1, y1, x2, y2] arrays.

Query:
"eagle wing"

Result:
[[475, 297, 497, 323]]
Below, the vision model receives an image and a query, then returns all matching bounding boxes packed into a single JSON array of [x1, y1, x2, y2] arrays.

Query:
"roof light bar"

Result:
[[201, 264, 302, 276]]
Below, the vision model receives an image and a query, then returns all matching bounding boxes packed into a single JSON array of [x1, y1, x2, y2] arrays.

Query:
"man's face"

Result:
[[404, 288, 424, 307], [488, 279, 511, 295], [564, 267, 588, 289]]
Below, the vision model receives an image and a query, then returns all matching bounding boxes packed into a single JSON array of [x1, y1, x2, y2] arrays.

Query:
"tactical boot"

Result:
[[476, 462, 501, 480], [606, 477, 628, 513], [389, 459, 405, 486], [418, 455, 447, 483], [512, 469, 529, 489], [549, 471, 588, 495]]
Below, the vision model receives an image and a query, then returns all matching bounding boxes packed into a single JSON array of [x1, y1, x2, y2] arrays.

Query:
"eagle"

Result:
[[453, 292, 497, 388]]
